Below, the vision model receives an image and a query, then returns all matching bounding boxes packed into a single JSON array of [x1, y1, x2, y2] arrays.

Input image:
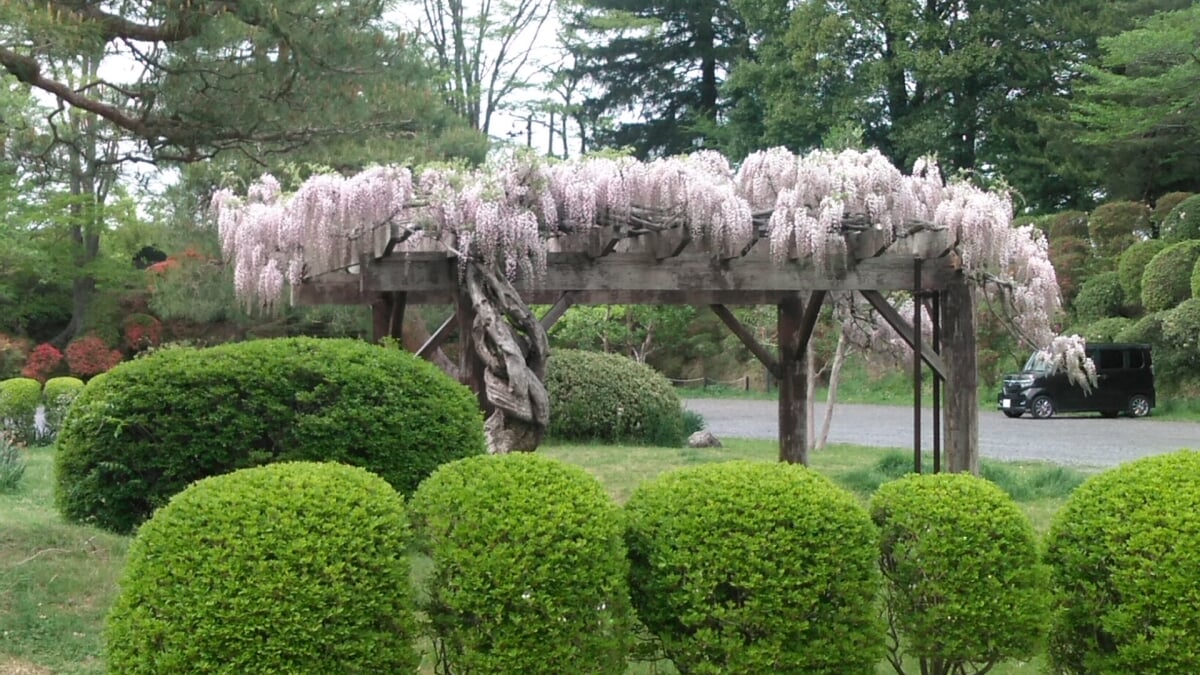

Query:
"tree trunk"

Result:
[[815, 330, 848, 452]]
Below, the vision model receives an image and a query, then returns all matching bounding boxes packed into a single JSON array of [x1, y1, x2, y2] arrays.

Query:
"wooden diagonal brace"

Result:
[[859, 289, 947, 379], [710, 304, 781, 380]]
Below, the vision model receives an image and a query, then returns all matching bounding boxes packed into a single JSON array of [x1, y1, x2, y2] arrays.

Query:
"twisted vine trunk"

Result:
[[463, 261, 550, 453]]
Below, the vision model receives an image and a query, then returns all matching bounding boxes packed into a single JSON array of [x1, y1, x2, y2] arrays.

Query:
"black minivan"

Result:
[[998, 343, 1155, 419]]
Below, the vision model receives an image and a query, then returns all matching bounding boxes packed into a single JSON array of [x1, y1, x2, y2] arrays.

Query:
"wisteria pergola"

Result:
[[217, 149, 1066, 474]]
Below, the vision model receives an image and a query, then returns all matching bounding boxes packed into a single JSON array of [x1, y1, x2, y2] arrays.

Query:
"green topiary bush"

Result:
[[409, 453, 632, 674], [1117, 239, 1167, 307], [56, 337, 484, 534], [1140, 240, 1200, 312], [871, 473, 1049, 674], [1088, 200, 1150, 258], [1048, 210, 1090, 241], [105, 461, 418, 674], [1077, 316, 1134, 343], [1152, 191, 1193, 234], [0, 377, 42, 445], [1193, 256, 1200, 299], [1163, 298, 1200, 362], [1045, 450, 1200, 674], [40, 376, 84, 442], [1072, 270, 1125, 322], [1160, 193, 1200, 242], [625, 460, 882, 673], [546, 348, 684, 447]]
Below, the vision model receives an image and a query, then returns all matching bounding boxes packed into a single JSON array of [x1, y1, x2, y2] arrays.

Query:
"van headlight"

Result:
[[1014, 374, 1035, 387]]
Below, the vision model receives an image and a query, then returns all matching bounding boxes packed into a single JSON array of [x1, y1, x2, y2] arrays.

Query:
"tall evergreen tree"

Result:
[[565, 0, 749, 158]]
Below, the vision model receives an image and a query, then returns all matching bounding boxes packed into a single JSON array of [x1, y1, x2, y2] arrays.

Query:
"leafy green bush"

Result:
[[1163, 298, 1200, 361], [1193, 255, 1200, 299], [0, 431, 26, 492], [1077, 316, 1134, 343], [1048, 210, 1089, 241], [409, 453, 632, 674], [1152, 191, 1193, 233], [1161, 193, 1200, 242], [625, 460, 882, 673], [105, 462, 418, 674], [871, 474, 1049, 673], [1072, 270, 1125, 322], [40, 376, 84, 442], [0, 377, 41, 445], [56, 337, 484, 534], [546, 349, 684, 446], [1117, 239, 1167, 306], [1088, 200, 1150, 258], [1140, 240, 1200, 312], [1045, 450, 1200, 673], [682, 408, 706, 436]]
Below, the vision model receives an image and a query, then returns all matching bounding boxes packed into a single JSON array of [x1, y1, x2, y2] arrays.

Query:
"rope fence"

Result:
[[668, 375, 774, 392]]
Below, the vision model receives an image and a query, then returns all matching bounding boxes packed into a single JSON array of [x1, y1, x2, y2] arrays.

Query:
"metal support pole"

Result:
[[913, 257, 923, 474]]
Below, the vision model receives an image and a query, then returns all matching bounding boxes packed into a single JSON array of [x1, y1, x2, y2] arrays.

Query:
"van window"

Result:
[[1098, 349, 1123, 370], [1128, 350, 1145, 369]]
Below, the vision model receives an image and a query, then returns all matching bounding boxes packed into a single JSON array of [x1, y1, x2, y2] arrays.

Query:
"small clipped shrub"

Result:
[[20, 343, 62, 383], [1077, 316, 1134, 343], [0, 431, 26, 492], [0, 377, 42, 445], [56, 337, 485, 534], [1152, 191, 1193, 233], [105, 462, 418, 674], [409, 453, 632, 674], [1140, 240, 1200, 312], [1072, 270, 1125, 322], [1117, 239, 1167, 306], [1087, 200, 1150, 258], [546, 349, 685, 447], [625, 460, 882, 673], [1045, 451, 1200, 674], [1163, 298, 1200, 358], [1048, 210, 1090, 241], [41, 376, 84, 442], [64, 335, 122, 378], [121, 313, 162, 352], [871, 474, 1049, 673], [1161, 193, 1200, 242], [682, 408, 706, 436]]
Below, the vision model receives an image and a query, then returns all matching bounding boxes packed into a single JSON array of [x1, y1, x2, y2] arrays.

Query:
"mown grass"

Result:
[[1, 440, 1089, 674]]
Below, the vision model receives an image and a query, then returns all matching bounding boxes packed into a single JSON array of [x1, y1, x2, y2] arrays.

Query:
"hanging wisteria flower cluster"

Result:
[[213, 147, 1063, 348], [1037, 334, 1098, 392]]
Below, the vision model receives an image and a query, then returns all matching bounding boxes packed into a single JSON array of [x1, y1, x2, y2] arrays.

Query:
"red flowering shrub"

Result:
[[0, 334, 32, 380], [65, 336, 123, 378], [22, 343, 63, 383], [121, 314, 163, 352]]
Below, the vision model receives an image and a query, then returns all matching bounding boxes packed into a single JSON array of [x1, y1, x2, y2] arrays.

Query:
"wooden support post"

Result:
[[778, 295, 807, 465], [371, 292, 406, 343], [941, 277, 979, 474], [455, 291, 490, 415]]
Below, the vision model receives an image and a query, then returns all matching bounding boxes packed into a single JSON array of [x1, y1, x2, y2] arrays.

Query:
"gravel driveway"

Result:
[[684, 398, 1200, 467]]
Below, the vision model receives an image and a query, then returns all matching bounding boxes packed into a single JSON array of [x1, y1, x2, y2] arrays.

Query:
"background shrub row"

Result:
[[0, 376, 84, 444]]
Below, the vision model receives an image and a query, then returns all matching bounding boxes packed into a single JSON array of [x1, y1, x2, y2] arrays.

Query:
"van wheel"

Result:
[[1031, 395, 1055, 419], [1003, 410, 1023, 419], [1128, 394, 1151, 418]]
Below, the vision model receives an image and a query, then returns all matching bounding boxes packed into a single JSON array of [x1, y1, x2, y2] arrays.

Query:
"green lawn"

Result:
[[1, 441, 1086, 674]]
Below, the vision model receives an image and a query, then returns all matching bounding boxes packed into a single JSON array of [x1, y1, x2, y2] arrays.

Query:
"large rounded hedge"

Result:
[[0, 377, 42, 444], [1163, 298, 1200, 360], [1046, 451, 1200, 673], [1087, 200, 1149, 258], [625, 460, 882, 674], [409, 453, 632, 674], [1117, 239, 1167, 305], [1151, 191, 1193, 232], [1072, 270, 1125, 322], [1140, 240, 1200, 312], [1161, 193, 1200, 242], [105, 462, 418, 674], [545, 348, 684, 446], [1076, 316, 1134, 343], [871, 474, 1049, 671], [56, 337, 485, 534]]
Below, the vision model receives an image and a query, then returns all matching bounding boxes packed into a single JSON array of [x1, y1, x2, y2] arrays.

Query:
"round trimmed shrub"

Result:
[[1117, 239, 1167, 305], [1163, 298, 1200, 359], [1140, 240, 1200, 312], [871, 473, 1049, 671], [1088, 200, 1150, 258], [409, 453, 632, 674], [625, 460, 882, 673], [56, 337, 484, 534], [1077, 316, 1134, 343], [105, 461, 418, 674], [1161, 193, 1200, 242], [1152, 191, 1193, 232], [1115, 311, 1167, 345], [546, 348, 684, 446], [1048, 210, 1090, 241], [1072, 270, 1125, 322], [41, 376, 84, 441], [1193, 256, 1200, 299], [1045, 450, 1200, 674], [0, 377, 42, 444]]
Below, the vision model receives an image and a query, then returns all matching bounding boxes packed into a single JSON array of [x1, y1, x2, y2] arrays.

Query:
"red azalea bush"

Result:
[[22, 343, 63, 383], [121, 314, 163, 352], [65, 336, 123, 378]]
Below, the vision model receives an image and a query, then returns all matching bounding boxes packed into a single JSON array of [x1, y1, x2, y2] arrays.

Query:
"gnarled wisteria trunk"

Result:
[[463, 261, 550, 453]]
